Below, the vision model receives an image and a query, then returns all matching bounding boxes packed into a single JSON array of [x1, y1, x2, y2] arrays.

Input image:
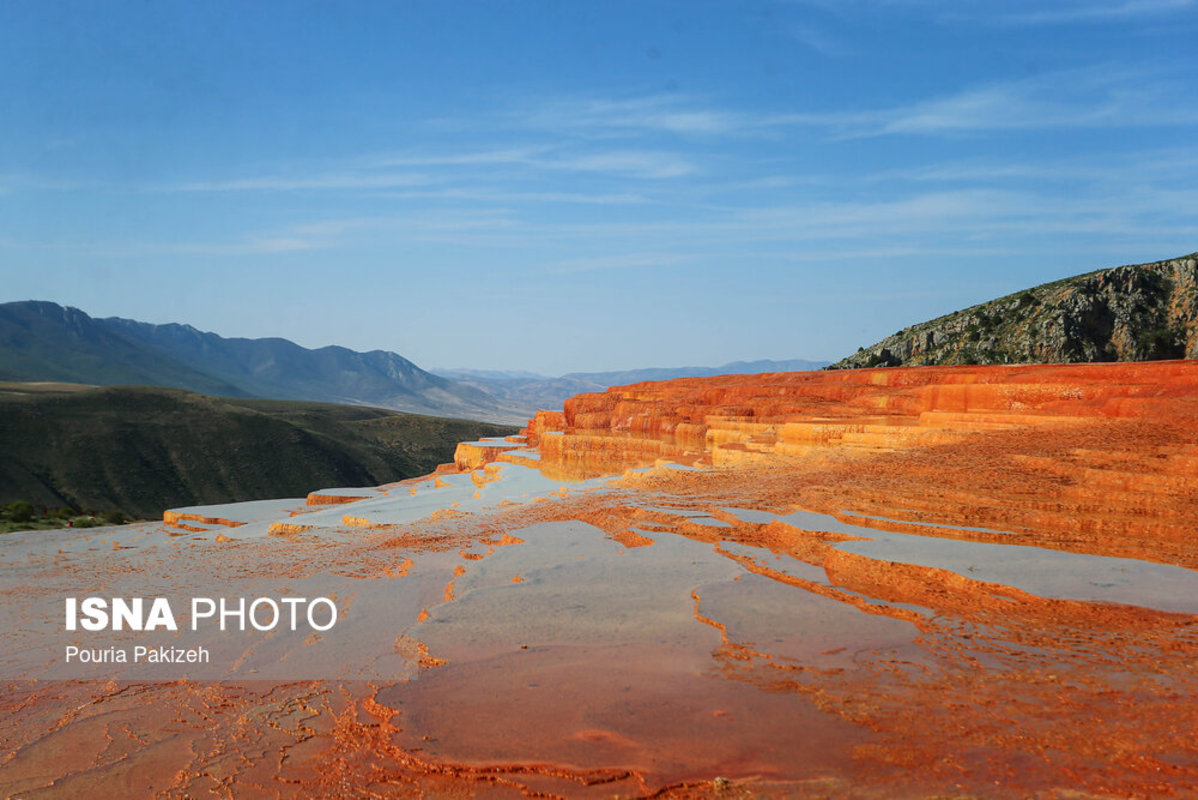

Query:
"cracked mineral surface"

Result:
[[2, 361, 1196, 798]]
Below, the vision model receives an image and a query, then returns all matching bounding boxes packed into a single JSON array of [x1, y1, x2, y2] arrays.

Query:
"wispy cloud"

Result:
[[814, 0, 1198, 26], [369, 147, 545, 168], [520, 94, 749, 137], [544, 150, 695, 179], [201, 236, 318, 254], [858, 146, 1198, 185], [407, 144, 698, 179], [788, 23, 854, 56], [4, 217, 381, 257], [3, 234, 322, 258], [510, 64, 1196, 144], [171, 172, 434, 192], [0, 175, 90, 192], [507, 179, 1198, 254], [163, 142, 696, 196], [998, 0, 1196, 24], [369, 143, 698, 179], [717, 189, 1027, 240], [9, 175, 1195, 266], [141, 65, 1197, 211], [878, 74, 1189, 134], [775, 65, 1198, 137], [379, 188, 649, 205], [545, 252, 692, 274]]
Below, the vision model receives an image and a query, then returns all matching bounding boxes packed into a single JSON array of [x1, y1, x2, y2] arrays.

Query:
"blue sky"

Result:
[[2, 0, 1196, 375]]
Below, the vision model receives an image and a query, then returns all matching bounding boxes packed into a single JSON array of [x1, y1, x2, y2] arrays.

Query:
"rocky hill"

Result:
[[831, 254, 1198, 369]]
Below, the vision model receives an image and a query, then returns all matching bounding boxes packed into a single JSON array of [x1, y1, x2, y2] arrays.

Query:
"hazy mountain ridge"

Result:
[[1, 300, 830, 422], [565, 358, 832, 386], [105, 315, 505, 416], [0, 301, 525, 424], [435, 358, 831, 413], [0, 302, 247, 396], [831, 253, 1198, 369]]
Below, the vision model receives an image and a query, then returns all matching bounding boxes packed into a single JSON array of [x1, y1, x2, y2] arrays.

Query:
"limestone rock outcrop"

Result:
[[832, 253, 1198, 368]]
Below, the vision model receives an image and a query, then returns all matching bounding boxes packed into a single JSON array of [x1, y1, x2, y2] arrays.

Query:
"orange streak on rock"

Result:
[[442, 564, 468, 602], [454, 441, 523, 470], [384, 558, 413, 579], [393, 633, 448, 669], [607, 528, 656, 549], [305, 492, 368, 506], [690, 590, 767, 662], [267, 521, 315, 536], [162, 510, 245, 530]]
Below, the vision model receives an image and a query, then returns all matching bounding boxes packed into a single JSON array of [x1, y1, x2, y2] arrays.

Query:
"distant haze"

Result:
[[0, 300, 828, 421]]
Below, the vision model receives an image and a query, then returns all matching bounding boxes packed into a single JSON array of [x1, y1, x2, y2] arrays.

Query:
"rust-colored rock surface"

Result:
[[2, 360, 1196, 799], [453, 436, 527, 470], [524, 361, 1198, 565], [162, 509, 245, 530]]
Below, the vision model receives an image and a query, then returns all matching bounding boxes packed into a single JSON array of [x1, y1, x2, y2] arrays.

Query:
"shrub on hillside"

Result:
[[4, 501, 34, 523]]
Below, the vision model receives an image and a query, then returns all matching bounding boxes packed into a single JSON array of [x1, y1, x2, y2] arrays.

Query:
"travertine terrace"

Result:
[[1, 361, 1196, 798], [526, 361, 1198, 567]]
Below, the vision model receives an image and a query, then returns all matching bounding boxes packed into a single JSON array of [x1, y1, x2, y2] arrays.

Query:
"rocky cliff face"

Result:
[[831, 254, 1198, 369]]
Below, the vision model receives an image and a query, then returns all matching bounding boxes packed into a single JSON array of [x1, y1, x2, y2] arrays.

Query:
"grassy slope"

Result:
[[0, 384, 517, 519]]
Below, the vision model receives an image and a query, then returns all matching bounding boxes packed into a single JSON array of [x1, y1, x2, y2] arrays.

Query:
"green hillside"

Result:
[[0, 383, 516, 520]]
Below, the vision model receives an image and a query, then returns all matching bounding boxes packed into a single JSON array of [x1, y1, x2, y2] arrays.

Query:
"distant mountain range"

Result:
[[434, 358, 831, 413], [0, 301, 829, 421], [831, 253, 1198, 369], [0, 301, 525, 423]]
